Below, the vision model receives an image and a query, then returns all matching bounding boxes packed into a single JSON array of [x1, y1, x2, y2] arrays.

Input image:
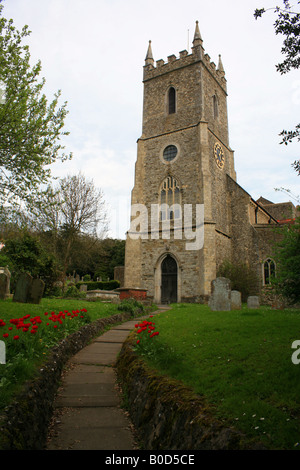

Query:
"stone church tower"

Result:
[[124, 21, 291, 304]]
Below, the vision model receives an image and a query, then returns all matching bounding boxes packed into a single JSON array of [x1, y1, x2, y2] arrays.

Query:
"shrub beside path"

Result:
[[46, 306, 170, 450]]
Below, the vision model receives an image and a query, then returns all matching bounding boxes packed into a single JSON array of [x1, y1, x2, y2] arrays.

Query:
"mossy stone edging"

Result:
[[115, 334, 265, 450], [0, 311, 134, 451]]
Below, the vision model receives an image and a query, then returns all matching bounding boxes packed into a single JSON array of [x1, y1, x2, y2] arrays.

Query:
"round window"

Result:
[[163, 145, 178, 162]]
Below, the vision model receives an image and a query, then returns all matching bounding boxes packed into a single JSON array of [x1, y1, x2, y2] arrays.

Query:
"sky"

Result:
[[2, 0, 300, 238]]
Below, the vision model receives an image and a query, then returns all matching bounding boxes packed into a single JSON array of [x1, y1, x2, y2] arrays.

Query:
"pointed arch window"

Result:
[[160, 176, 181, 221], [263, 258, 276, 285], [168, 87, 176, 114]]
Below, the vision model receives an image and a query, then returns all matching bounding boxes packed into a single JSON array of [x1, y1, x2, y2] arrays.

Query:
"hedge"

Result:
[[75, 280, 120, 291]]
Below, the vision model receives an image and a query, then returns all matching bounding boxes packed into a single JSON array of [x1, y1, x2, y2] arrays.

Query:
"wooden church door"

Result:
[[161, 255, 178, 303]]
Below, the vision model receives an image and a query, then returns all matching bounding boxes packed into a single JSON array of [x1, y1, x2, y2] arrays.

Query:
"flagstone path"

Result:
[[46, 306, 170, 450]]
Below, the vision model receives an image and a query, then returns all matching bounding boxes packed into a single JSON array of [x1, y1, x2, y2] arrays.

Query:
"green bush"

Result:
[[75, 280, 120, 291], [63, 285, 86, 299], [217, 259, 259, 302], [272, 216, 300, 304], [46, 285, 62, 298], [117, 298, 145, 316]]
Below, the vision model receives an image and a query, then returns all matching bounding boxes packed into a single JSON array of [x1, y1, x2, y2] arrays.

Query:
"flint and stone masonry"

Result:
[[124, 21, 296, 304]]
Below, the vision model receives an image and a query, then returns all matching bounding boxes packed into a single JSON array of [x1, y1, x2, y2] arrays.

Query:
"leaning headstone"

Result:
[[13, 272, 33, 303], [209, 277, 231, 311], [247, 295, 260, 309], [27, 278, 45, 304], [231, 290, 242, 310]]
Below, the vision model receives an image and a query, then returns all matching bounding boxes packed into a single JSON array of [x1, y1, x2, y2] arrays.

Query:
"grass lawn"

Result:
[[0, 297, 120, 410], [136, 303, 300, 450]]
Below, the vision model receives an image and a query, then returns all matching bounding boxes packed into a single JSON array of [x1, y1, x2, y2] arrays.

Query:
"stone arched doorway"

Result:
[[161, 255, 178, 303]]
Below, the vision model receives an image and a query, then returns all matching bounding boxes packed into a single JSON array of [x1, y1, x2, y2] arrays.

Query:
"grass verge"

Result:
[[134, 303, 300, 450]]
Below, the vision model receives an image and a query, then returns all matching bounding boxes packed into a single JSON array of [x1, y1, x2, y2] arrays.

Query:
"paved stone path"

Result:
[[46, 307, 169, 450]]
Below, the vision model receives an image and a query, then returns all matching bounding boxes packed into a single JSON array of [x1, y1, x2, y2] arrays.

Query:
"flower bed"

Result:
[[0, 310, 135, 450], [1, 308, 89, 347]]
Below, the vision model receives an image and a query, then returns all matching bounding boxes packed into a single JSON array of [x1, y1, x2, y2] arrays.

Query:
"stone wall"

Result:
[[226, 175, 274, 290], [116, 335, 264, 450]]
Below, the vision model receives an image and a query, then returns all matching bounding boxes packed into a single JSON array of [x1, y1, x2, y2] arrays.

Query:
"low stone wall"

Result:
[[115, 335, 265, 450], [0, 312, 133, 450]]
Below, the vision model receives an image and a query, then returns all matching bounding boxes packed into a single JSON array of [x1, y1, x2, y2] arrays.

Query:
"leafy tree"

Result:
[[272, 214, 300, 303], [254, 1, 300, 172], [62, 233, 102, 278], [58, 235, 125, 282], [3, 231, 61, 295], [255, 1, 300, 74], [255, 2, 300, 302], [93, 238, 125, 280], [217, 260, 259, 302], [0, 0, 71, 212]]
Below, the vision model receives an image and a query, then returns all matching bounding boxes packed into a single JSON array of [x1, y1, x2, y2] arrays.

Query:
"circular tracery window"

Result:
[[163, 145, 178, 162]]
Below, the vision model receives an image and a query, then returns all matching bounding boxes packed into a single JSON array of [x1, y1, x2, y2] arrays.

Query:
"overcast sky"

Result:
[[3, 0, 300, 238]]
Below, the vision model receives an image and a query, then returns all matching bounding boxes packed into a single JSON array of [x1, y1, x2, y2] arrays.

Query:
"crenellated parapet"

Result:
[[143, 21, 227, 92]]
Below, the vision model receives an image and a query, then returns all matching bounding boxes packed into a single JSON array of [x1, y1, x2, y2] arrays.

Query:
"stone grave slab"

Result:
[[13, 272, 33, 303], [27, 278, 45, 304], [209, 277, 231, 311], [247, 296, 260, 309], [231, 290, 242, 310]]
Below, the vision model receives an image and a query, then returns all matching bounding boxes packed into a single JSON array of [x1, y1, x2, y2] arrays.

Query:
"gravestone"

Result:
[[0, 273, 8, 299], [0, 267, 11, 300], [231, 290, 242, 310], [13, 272, 33, 303], [27, 278, 45, 304], [0, 273, 9, 300], [247, 295, 260, 309], [209, 277, 231, 311], [80, 284, 87, 292]]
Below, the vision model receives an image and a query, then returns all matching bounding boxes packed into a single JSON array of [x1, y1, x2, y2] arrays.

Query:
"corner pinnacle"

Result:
[[218, 54, 225, 74], [145, 40, 154, 66], [193, 20, 203, 46]]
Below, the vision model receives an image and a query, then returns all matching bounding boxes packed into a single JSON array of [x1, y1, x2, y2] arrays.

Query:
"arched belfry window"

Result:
[[168, 87, 176, 114], [263, 258, 276, 285], [160, 176, 181, 221]]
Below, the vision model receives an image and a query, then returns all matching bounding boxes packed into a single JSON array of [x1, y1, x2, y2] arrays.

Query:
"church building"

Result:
[[123, 21, 296, 304]]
